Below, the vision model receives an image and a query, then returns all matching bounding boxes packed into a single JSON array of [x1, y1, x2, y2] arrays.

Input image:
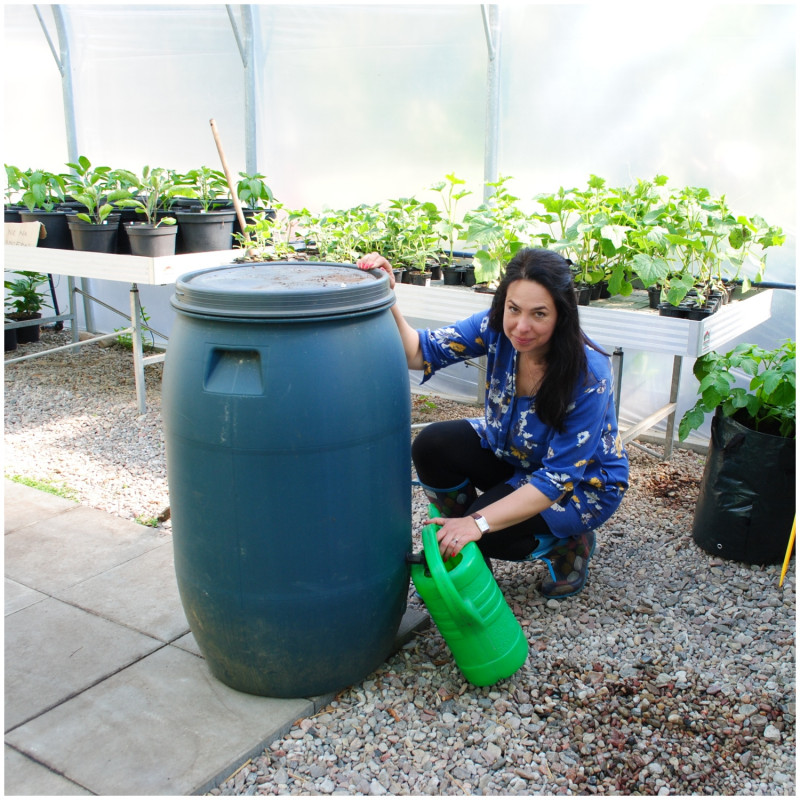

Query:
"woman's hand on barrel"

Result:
[[357, 252, 395, 289], [429, 515, 483, 560]]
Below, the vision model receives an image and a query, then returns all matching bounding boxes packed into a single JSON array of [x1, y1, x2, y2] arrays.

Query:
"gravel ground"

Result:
[[4, 330, 796, 796]]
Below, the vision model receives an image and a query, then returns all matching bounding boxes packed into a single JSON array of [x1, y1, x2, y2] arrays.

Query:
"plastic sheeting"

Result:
[[4, 3, 796, 445]]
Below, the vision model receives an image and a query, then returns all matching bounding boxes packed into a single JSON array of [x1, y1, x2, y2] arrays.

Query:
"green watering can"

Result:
[[409, 505, 529, 686]]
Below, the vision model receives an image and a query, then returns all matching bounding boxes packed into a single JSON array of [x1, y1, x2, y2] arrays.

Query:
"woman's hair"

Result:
[[488, 247, 602, 431]]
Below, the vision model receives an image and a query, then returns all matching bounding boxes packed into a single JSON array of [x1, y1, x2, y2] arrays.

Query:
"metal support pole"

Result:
[[662, 355, 683, 461], [227, 4, 258, 175], [130, 284, 146, 414], [612, 347, 624, 421], [35, 5, 79, 163], [481, 5, 502, 204], [35, 5, 96, 333], [68, 276, 78, 343]]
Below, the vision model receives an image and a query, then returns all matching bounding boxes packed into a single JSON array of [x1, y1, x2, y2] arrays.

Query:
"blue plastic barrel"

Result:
[[162, 262, 411, 697]]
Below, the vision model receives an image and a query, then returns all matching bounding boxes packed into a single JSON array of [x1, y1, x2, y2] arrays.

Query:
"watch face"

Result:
[[472, 514, 489, 533]]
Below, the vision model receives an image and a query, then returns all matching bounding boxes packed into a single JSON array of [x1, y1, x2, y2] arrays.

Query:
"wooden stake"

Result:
[[209, 118, 249, 242]]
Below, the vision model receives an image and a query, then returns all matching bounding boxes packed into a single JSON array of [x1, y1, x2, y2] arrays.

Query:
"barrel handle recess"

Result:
[[421, 521, 483, 628]]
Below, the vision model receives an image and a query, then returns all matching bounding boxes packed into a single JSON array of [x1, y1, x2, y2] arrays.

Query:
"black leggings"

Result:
[[412, 419, 555, 561]]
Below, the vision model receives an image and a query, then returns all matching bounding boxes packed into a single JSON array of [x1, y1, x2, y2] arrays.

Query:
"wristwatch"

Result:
[[470, 513, 490, 535]]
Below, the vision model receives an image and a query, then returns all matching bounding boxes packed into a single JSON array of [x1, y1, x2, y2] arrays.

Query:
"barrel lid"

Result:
[[171, 261, 393, 319]]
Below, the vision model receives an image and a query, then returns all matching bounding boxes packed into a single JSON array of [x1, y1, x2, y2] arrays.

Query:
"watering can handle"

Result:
[[421, 521, 483, 628]]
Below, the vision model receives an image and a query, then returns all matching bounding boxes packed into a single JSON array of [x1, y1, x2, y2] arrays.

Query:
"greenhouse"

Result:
[[3, 3, 796, 797]]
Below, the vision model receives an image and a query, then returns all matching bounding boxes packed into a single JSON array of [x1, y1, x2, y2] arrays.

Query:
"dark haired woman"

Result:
[[357, 248, 629, 598]]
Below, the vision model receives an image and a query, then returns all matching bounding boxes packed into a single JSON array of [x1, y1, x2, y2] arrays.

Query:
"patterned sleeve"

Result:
[[416, 311, 490, 383], [525, 370, 618, 499]]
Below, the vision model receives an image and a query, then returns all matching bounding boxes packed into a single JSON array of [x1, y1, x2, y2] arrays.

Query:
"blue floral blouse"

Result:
[[417, 310, 629, 537]]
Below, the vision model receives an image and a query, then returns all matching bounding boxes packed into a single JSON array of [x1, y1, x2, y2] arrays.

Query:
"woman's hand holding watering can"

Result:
[[428, 514, 483, 560]]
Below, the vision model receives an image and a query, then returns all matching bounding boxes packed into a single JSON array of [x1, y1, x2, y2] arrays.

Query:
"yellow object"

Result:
[[779, 518, 796, 586]]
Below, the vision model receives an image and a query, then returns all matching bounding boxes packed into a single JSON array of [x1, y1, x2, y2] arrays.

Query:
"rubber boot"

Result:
[[420, 478, 477, 519], [539, 531, 596, 599]]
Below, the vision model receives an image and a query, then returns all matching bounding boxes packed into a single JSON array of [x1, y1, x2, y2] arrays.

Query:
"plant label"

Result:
[[4, 222, 44, 247]]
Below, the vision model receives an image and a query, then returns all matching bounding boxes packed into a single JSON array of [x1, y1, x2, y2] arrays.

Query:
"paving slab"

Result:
[[4, 597, 163, 732], [4, 578, 47, 616], [54, 540, 190, 642], [6, 644, 315, 796], [3, 478, 78, 534], [4, 745, 92, 796], [4, 504, 168, 594]]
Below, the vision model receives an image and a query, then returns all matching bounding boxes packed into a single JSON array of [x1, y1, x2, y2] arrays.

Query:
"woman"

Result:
[[357, 247, 629, 598]]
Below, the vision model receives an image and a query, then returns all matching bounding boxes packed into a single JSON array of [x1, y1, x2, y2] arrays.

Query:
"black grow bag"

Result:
[[692, 409, 795, 565]]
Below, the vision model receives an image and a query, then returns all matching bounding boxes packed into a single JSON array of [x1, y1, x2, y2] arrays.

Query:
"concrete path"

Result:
[[4, 479, 425, 795]]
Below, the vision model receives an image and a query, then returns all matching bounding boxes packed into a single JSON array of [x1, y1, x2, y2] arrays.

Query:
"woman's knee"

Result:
[[411, 420, 473, 466]]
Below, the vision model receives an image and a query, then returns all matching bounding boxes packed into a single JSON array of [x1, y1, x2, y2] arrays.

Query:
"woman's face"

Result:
[[502, 279, 558, 356]]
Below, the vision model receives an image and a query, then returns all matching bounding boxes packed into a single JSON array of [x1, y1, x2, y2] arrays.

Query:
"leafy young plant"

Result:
[[115, 166, 178, 227], [679, 340, 796, 440], [19, 169, 67, 212], [236, 171, 274, 210], [5, 164, 25, 205], [179, 166, 229, 212], [385, 197, 441, 272], [464, 175, 530, 286], [235, 203, 301, 261], [654, 184, 784, 306], [431, 173, 471, 267], [311, 203, 387, 263], [724, 213, 785, 294], [65, 155, 131, 224], [4, 271, 51, 315], [533, 175, 632, 291]]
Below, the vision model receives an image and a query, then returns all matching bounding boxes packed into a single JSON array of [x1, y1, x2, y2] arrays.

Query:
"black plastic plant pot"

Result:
[[409, 271, 431, 287], [7, 313, 41, 344], [574, 285, 592, 306], [174, 210, 236, 253], [126, 223, 178, 257], [4, 325, 18, 352], [19, 210, 72, 250], [115, 207, 141, 254], [658, 302, 689, 318], [5, 206, 23, 223], [647, 286, 662, 309], [67, 216, 120, 253], [442, 266, 463, 286], [686, 306, 715, 321]]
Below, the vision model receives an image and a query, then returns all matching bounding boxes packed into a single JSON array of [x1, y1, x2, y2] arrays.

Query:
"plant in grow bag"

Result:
[[679, 340, 796, 440], [65, 156, 131, 224]]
